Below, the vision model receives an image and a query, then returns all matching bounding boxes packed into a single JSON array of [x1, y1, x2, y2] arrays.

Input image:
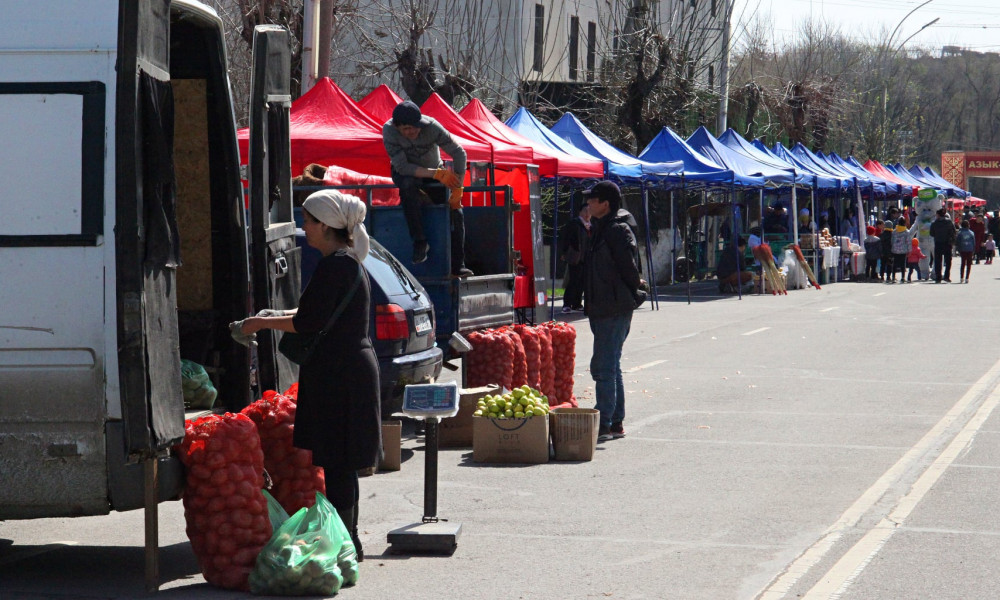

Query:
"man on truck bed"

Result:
[[382, 100, 472, 276]]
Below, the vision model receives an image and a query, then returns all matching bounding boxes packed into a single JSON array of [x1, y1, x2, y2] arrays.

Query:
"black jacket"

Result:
[[930, 216, 957, 247], [559, 217, 589, 266], [584, 211, 641, 319], [716, 244, 744, 279]]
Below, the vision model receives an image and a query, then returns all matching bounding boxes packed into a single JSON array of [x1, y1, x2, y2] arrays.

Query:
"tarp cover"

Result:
[[637, 126, 744, 186], [459, 98, 603, 178], [550, 112, 683, 182], [238, 77, 390, 177]]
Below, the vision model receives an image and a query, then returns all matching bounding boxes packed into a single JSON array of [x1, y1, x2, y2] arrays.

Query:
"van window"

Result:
[[0, 82, 104, 246]]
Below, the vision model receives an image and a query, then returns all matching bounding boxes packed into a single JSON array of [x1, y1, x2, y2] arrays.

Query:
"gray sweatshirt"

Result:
[[381, 115, 467, 180]]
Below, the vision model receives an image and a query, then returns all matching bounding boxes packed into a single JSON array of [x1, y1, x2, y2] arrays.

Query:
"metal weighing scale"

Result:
[[387, 381, 462, 553]]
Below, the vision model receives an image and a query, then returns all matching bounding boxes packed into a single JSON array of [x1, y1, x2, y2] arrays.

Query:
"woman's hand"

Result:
[[240, 317, 265, 335]]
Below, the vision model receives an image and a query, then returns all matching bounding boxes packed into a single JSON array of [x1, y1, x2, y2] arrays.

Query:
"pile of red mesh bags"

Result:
[[178, 413, 272, 591], [240, 387, 325, 516]]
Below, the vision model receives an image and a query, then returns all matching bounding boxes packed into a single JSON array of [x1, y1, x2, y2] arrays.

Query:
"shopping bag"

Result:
[[249, 492, 345, 596]]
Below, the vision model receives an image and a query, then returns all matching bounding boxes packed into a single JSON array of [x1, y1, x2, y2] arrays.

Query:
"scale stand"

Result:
[[387, 384, 462, 554]]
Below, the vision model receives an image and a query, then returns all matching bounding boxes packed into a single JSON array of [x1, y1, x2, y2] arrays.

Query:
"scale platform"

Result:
[[387, 521, 462, 553]]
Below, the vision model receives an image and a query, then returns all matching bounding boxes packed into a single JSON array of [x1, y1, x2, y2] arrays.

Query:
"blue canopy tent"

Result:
[[916, 166, 970, 198], [885, 163, 931, 192], [550, 113, 684, 183], [897, 164, 963, 198], [637, 127, 758, 299]]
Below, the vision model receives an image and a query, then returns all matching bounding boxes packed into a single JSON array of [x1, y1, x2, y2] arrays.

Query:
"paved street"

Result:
[[4, 271, 1000, 599]]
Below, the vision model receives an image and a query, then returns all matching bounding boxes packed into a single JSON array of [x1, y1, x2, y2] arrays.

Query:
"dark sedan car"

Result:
[[298, 231, 443, 417]]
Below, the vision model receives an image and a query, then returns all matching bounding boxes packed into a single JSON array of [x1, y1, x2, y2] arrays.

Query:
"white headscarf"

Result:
[[302, 190, 370, 260]]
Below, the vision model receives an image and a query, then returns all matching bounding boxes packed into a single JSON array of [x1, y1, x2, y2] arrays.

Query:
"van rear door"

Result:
[[247, 25, 299, 394]]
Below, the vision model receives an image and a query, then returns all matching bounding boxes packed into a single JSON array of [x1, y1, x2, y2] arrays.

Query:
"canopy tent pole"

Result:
[[641, 186, 658, 310], [550, 176, 560, 320], [733, 179, 742, 300], [670, 190, 676, 284], [812, 186, 819, 279], [792, 183, 800, 242], [686, 182, 692, 305]]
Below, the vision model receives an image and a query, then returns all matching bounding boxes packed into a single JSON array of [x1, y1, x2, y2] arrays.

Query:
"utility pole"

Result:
[[716, 0, 732, 135], [301, 0, 320, 94]]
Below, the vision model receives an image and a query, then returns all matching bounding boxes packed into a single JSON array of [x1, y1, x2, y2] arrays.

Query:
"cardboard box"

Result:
[[439, 385, 499, 448], [379, 420, 402, 471], [473, 415, 549, 464], [550, 408, 599, 461]]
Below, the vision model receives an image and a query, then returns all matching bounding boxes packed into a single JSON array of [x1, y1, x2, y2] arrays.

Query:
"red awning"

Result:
[[357, 84, 403, 123], [238, 77, 391, 177], [863, 159, 919, 197], [458, 98, 603, 179], [967, 196, 987, 206], [420, 93, 534, 167]]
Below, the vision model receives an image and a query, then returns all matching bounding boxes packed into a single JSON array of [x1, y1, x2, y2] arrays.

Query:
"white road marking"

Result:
[[742, 327, 770, 336], [624, 359, 667, 373], [802, 371, 1000, 599], [756, 355, 1000, 600], [819, 306, 839, 312], [873, 292, 887, 297]]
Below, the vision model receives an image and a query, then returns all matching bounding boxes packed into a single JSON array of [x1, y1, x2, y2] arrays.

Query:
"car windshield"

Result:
[[363, 241, 420, 298]]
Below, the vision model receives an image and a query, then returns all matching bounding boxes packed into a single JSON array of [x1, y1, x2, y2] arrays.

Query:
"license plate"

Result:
[[414, 312, 432, 334]]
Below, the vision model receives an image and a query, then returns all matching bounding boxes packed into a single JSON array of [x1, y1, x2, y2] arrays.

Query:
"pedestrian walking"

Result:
[[956, 220, 976, 283], [863, 226, 881, 281], [984, 234, 996, 265], [971, 213, 986, 263], [583, 181, 644, 442], [906, 237, 926, 282], [879, 220, 894, 281], [930, 208, 957, 283], [890, 217, 917, 283]]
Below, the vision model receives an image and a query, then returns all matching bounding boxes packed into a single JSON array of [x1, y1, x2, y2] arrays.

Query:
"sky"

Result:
[[735, 0, 1000, 53]]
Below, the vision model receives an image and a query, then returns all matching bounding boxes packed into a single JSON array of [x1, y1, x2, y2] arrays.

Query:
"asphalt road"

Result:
[[4, 270, 1000, 600]]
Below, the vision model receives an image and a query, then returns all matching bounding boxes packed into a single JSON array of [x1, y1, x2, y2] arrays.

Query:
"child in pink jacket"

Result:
[[906, 237, 926, 282]]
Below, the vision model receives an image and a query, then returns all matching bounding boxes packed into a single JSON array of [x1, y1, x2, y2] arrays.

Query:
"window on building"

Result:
[[569, 16, 579, 80], [711, 0, 718, 17], [586, 21, 597, 82], [533, 4, 544, 72], [708, 65, 715, 90], [687, 63, 695, 80]]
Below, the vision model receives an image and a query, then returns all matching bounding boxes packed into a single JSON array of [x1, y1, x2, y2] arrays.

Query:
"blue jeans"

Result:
[[589, 314, 632, 427]]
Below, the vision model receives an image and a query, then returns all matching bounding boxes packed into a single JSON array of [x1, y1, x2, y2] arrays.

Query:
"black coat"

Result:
[[291, 251, 381, 473], [584, 211, 641, 319], [559, 217, 590, 266], [930, 217, 957, 247]]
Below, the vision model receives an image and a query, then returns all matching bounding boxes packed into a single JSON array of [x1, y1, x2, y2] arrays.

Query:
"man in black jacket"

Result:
[[930, 208, 957, 283], [583, 181, 644, 441]]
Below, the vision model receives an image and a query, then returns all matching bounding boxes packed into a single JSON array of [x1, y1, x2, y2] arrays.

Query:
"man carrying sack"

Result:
[[382, 100, 472, 276]]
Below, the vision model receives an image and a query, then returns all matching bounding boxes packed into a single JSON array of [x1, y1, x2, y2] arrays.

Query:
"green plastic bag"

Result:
[[264, 489, 290, 533], [180, 359, 217, 409], [250, 493, 346, 596]]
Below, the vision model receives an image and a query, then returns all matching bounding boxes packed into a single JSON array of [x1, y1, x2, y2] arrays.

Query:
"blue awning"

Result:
[[637, 126, 749, 187], [686, 126, 794, 186], [550, 112, 683, 183], [716, 129, 809, 186], [764, 141, 849, 192]]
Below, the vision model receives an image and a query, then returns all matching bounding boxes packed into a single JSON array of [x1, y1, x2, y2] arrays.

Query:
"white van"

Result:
[[0, 1, 298, 520]]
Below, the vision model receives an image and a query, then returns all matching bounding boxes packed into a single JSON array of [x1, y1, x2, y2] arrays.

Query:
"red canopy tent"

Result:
[[863, 159, 919, 197], [967, 196, 987, 207], [420, 93, 534, 167], [357, 84, 404, 123], [458, 98, 603, 179], [237, 77, 391, 177]]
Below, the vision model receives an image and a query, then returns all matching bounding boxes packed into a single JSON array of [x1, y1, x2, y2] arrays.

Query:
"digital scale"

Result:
[[386, 382, 463, 554]]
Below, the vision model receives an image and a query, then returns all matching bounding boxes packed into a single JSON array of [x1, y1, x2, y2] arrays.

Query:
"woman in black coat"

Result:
[[241, 190, 381, 560]]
